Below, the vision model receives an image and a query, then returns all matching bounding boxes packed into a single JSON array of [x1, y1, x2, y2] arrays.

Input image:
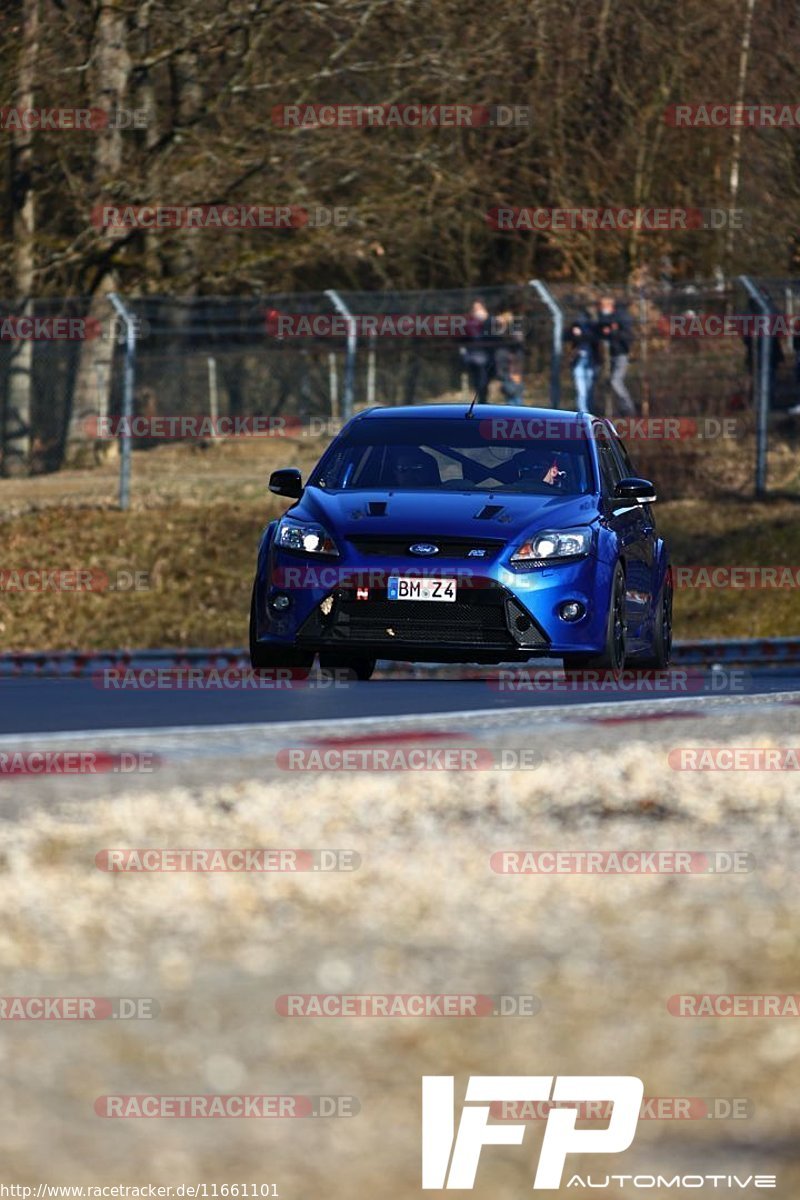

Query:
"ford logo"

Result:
[[409, 543, 439, 556]]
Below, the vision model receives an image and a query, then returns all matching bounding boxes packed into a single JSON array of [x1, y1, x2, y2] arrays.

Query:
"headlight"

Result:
[[277, 519, 339, 557], [510, 526, 592, 566]]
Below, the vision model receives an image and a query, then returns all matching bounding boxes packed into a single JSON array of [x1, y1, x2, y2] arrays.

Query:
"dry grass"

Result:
[[0, 712, 798, 1191], [0, 438, 321, 651], [1, 436, 799, 650]]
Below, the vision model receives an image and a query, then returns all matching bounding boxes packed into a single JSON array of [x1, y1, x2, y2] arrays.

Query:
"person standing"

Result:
[[597, 295, 636, 416], [566, 310, 599, 414], [493, 310, 526, 404], [460, 299, 494, 404]]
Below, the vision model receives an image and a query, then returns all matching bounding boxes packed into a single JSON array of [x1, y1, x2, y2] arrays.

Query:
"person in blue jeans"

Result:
[[597, 295, 636, 416], [566, 311, 600, 413]]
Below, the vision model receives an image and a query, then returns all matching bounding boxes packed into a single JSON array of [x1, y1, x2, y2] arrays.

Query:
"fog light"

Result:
[[559, 600, 584, 622], [270, 592, 291, 612]]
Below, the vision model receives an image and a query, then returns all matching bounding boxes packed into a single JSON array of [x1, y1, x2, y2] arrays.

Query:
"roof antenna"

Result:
[[465, 389, 480, 419]]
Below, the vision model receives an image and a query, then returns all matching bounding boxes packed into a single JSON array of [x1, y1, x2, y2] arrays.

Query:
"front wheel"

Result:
[[635, 568, 673, 669], [249, 586, 313, 675], [562, 563, 627, 675]]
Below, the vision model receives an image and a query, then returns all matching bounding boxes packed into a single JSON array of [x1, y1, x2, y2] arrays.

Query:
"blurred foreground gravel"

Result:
[[0, 704, 798, 1197]]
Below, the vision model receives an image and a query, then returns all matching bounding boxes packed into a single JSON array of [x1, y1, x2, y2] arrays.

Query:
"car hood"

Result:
[[291, 487, 600, 544]]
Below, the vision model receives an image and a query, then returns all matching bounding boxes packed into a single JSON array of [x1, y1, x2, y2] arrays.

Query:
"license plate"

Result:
[[387, 576, 457, 602]]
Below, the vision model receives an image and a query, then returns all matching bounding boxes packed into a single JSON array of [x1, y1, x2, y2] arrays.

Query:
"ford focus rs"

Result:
[[249, 405, 672, 679]]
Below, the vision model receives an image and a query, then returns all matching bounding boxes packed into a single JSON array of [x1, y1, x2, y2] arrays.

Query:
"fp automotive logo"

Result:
[[422, 1075, 643, 1189]]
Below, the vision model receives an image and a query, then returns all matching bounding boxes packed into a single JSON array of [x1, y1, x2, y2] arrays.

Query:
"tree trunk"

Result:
[[4, 0, 39, 477], [726, 0, 756, 269], [65, 1, 131, 462]]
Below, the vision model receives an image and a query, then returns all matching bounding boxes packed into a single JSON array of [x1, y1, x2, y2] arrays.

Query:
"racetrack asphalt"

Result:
[[1, 661, 799, 736]]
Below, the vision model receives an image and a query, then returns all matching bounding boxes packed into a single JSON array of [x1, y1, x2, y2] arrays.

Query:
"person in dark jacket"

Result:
[[493, 309, 525, 404], [597, 294, 635, 416], [566, 310, 600, 414], [460, 299, 494, 403]]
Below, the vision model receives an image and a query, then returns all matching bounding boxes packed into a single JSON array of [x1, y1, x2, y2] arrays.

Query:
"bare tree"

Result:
[[64, 0, 132, 463], [725, 0, 756, 269], [4, 0, 39, 476]]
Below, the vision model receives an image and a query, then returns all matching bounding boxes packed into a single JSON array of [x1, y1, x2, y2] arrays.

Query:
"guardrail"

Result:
[[669, 637, 800, 664], [1, 638, 799, 677], [0, 648, 250, 677]]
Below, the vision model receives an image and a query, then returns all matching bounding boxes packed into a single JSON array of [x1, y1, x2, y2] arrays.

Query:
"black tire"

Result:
[[318, 651, 377, 681], [249, 586, 313, 675], [634, 568, 673, 669], [562, 563, 627, 675]]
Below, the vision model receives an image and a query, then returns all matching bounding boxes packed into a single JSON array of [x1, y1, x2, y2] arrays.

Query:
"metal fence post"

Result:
[[324, 289, 356, 420], [529, 279, 563, 408], [738, 275, 771, 498], [207, 357, 219, 427], [366, 330, 376, 407], [328, 352, 339, 420], [637, 290, 650, 418], [108, 292, 137, 510]]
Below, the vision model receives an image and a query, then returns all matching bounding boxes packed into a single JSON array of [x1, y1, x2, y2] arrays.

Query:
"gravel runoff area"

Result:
[[0, 699, 798, 1198]]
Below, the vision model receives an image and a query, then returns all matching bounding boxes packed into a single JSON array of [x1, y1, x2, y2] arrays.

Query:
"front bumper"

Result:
[[254, 542, 617, 662], [295, 581, 549, 657]]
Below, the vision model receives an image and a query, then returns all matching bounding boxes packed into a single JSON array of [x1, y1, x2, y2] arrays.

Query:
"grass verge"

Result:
[[1, 439, 799, 650]]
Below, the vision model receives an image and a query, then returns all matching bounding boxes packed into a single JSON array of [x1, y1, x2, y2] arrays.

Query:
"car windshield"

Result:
[[309, 417, 594, 495]]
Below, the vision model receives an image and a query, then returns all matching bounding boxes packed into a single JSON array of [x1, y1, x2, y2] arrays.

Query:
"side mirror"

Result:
[[614, 476, 656, 504], [269, 468, 303, 499]]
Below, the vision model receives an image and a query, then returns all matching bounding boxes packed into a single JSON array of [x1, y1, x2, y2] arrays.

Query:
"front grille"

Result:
[[332, 597, 508, 645], [297, 585, 549, 649], [347, 534, 505, 558]]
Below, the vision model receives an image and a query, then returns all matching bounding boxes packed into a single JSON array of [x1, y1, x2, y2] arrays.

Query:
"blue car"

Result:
[[249, 404, 672, 679]]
